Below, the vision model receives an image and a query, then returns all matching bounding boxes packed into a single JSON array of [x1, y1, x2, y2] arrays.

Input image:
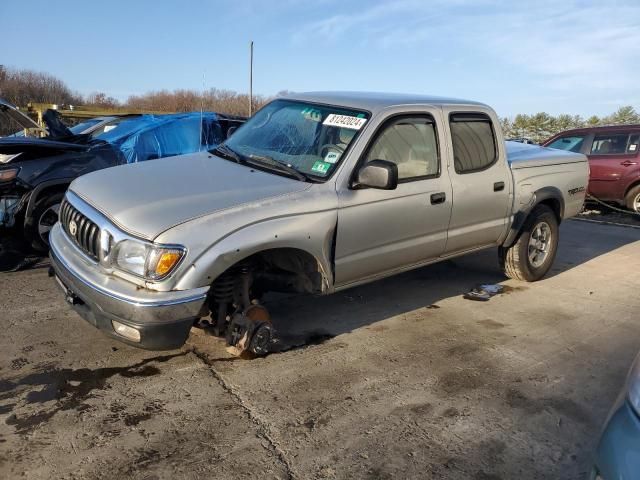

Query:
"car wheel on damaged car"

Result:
[[28, 192, 63, 251]]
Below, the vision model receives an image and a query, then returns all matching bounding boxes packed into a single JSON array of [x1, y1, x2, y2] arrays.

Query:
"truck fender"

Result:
[[172, 211, 337, 293], [502, 186, 565, 248]]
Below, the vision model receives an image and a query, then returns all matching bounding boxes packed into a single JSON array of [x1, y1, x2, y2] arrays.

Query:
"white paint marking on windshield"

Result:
[[323, 114, 367, 130]]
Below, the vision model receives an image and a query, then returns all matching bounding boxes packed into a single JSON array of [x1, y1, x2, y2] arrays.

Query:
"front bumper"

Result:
[[49, 223, 210, 350], [592, 398, 640, 480]]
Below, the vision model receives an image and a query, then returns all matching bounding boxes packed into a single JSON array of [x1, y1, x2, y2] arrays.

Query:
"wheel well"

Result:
[[34, 184, 68, 206], [537, 198, 562, 224], [24, 183, 69, 229], [624, 180, 640, 198], [214, 247, 327, 296]]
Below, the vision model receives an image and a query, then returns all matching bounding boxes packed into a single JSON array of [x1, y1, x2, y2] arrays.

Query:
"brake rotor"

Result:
[[225, 304, 274, 357]]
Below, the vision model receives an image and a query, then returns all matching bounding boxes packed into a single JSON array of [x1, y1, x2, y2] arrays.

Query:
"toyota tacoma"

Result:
[[48, 92, 589, 353]]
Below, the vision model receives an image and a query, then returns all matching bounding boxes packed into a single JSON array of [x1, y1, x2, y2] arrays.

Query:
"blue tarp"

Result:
[[95, 113, 223, 163]]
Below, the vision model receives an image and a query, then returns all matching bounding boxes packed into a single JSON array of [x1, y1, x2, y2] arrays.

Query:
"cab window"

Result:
[[449, 113, 497, 173], [364, 116, 439, 181]]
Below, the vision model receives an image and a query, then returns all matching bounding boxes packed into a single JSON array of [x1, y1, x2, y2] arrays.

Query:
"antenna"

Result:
[[200, 72, 205, 150], [249, 41, 254, 117]]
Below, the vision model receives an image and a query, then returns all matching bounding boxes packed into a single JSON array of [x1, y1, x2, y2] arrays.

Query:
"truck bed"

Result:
[[506, 141, 588, 220], [506, 141, 585, 169]]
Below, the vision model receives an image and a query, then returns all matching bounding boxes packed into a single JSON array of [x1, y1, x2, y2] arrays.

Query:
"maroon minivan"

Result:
[[542, 125, 640, 212]]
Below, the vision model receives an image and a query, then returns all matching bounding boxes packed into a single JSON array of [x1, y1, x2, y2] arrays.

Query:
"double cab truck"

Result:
[[49, 92, 589, 353]]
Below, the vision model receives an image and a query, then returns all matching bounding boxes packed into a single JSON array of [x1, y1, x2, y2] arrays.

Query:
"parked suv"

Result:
[[543, 125, 640, 212]]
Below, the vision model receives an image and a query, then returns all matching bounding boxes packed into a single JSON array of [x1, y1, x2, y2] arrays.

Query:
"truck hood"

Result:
[[69, 151, 310, 240]]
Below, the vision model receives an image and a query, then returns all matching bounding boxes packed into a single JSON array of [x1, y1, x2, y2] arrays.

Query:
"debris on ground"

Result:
[[463, 284, 505, 302]]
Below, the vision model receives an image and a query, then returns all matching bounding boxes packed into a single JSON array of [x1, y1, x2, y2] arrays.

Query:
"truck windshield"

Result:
[[222, 99, 370, 179]]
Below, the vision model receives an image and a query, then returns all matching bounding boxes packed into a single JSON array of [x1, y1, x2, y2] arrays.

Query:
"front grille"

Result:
[[60, 199, 100, 261]]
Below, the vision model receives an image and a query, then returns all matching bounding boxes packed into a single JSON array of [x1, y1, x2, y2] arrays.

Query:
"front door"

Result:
[[443, 110, 512, 254], [334, 114, 452, 287]]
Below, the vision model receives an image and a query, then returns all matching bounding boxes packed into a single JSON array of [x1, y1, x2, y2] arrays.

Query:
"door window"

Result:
[[590, 133, 636, 155], [364, 116, 439, 181], [449, 113, 497, 173], [546, 135, 586, 153]]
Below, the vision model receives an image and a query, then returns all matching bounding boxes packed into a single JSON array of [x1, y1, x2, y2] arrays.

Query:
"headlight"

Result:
[[0, 153, 21, 164], [112, 239, 185, 280], [627, 353, 640, 415], [0, 167, 19, 182]]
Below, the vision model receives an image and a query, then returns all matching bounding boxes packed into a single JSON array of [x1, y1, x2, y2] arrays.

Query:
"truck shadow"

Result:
[[266, 220, 640, 349]]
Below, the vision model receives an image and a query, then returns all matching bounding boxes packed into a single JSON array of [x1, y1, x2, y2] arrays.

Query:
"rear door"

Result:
[[442, 109, 512, 254], [587, 131, 640, 201]]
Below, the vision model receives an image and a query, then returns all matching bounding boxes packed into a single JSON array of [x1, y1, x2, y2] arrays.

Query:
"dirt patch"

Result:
[[506, 388, 593, 425], [477, 319, 506, 329]]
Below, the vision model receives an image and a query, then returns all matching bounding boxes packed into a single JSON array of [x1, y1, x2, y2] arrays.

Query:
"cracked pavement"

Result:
[[1, 219, 640, 479]]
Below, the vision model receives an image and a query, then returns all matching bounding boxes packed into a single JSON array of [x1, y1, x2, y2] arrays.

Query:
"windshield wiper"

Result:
[[245, 154, 310, 182], [211, 144, 242, 163]]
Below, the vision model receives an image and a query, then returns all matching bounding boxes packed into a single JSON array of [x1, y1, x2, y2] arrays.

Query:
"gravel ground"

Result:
[[1, 219, 639, 479]]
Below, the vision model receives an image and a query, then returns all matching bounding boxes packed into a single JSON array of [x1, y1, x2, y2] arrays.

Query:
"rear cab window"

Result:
[[449, 113, 497, 173]]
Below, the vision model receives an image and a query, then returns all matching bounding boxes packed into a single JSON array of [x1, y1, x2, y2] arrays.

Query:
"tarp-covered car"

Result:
[[0, 112, 244, 254]]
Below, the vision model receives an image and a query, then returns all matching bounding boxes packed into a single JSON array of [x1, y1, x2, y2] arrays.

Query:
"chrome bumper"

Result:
[[49, 223, 210, 349]]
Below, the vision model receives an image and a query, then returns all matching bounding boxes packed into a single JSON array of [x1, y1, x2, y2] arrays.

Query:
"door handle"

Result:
[[621, 160, 638, 167], [430, 192, 446, 205], [494, 181, 505, 192]]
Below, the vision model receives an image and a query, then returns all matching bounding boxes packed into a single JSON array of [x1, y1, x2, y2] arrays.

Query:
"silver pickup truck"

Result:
[[49, 92, 589, 353]]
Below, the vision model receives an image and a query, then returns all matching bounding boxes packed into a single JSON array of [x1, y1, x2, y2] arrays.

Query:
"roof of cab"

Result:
[[283, 91, 488, 114]]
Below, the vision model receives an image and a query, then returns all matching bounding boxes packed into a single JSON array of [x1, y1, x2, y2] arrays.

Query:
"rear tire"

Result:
[[27, 192, 64, 252], [499, 205, 559, 282], [625, 185, 640, 213]]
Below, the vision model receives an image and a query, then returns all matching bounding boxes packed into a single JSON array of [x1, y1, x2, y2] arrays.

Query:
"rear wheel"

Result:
[[499, 205, 559, 282], [28, 192, 64, 252], [625, 185, 640, 213]]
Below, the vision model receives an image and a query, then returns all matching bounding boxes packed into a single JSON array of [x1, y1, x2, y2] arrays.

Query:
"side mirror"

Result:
[[353, 160, 398, 190], [226, 126, 238, 139]]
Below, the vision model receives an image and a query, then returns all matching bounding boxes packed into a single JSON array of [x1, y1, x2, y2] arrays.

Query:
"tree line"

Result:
[[1, 65, 639, 142], [500, 106, 640, 143]]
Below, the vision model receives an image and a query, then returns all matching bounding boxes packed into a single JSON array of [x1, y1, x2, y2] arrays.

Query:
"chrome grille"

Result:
[[60, 199, 100, 260]]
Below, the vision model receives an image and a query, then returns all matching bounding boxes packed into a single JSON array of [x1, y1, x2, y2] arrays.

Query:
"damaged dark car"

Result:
[[0, 112, 244, 261]]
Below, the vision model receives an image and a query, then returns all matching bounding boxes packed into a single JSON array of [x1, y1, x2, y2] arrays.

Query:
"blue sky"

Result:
[[1, 0, 639, 117]]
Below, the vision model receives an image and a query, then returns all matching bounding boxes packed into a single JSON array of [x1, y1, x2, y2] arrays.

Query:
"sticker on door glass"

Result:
[[630, 144, 638, 151], [324, 151, 341, 164], [323, 114, 367, 130], [311, 161, 331, 174]]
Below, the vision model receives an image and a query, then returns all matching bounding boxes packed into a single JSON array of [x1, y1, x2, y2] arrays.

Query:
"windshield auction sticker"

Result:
[[323, 114, 367, 130], [324, 151, 340, 164], [311, 161, 331, 174]]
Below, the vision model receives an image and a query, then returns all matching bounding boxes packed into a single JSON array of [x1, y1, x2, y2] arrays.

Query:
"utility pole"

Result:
[[249, 41, 254, 117]]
